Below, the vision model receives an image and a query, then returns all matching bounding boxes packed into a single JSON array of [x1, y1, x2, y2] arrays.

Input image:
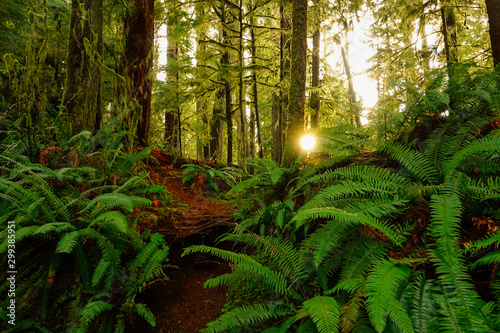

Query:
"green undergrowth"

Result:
[[0, 124, 170, 332], [185, 72, 500, 333]]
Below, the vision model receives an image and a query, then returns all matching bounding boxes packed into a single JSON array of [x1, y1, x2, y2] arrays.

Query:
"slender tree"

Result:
[[282, 0, 307, 166], [310, 8, 321, 129], [341, 45, 361, 127], [165, 0, 181, 154]]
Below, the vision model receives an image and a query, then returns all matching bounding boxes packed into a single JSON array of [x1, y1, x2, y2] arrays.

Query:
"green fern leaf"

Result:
[[365, 259, 411, 333], [56, 230, 81, 254], [381, 142, 437, 183], [302, 296, 340, 333]]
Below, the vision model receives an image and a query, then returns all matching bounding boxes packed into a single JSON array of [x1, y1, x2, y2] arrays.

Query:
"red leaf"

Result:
[[154, 199, 158, 207]]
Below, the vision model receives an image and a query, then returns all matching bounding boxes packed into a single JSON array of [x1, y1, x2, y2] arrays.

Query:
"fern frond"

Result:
[[202, 302, 293, 333], [365, 259, 411, 333], [444, 135, 500, 175], [76, 300, 114, 333], [184, 245, 290, 296], [302, 296, 340, 333], [293, 207, 401, 244], [381, 142, 437, 183], [130, 303, 156, 327], [221, 231, 306, 281]]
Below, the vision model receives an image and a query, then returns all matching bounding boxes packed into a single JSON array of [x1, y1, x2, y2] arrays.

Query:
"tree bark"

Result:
[[273, 0, 290, 164], [341, 45, 361, 127], [486, 0, 500, 67], [195, 4, 209, 160], [282, 0, 307, 167], [250, 14, 263, 158], [310, 26, 320, 129], [440, 1, 458, 77], [125, 0, 154, 146], [64, 0, 103, 135], [165, 0, 181, 154]]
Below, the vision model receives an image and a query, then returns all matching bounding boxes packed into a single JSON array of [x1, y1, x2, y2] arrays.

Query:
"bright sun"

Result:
[[301, 134, 316, 150]]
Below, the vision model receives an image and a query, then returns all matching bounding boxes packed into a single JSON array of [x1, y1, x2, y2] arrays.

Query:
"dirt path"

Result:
[[138, 165, 236, 333]]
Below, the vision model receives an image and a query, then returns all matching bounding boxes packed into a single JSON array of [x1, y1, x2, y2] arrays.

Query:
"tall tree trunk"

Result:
[[341, 45, 361, 127], [221, 3, 233, 166], [282, 0, 307, 167], [125, 0, 154, 146], [250, 14, 263, 158], [64, 0, 103, 134], [236, 0, 245, 165], [486, 0, 500, 67], [271, 92, 282, 162], [195, 2, 210, 160], [273, 0, 290, 164], [310, 24, 320, 129], [209, 87, 224, 162], [440, 1, 458, 77], [165, 1, 180, 154]]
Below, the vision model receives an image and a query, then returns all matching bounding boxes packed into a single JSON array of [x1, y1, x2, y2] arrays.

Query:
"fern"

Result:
[[365, 259, 411, 332], [301, 296, 340, 333], [381, 142, 437, 183], [202, 302, 294, 333]]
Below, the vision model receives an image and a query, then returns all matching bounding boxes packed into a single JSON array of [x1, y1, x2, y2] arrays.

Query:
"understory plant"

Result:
[[185, 116, 500, 332], [0, 129, 170, 332]]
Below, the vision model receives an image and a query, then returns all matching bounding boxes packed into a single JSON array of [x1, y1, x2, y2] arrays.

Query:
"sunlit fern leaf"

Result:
[[131, 303, 156, 327], [220, 231, 306, 280], [365, 259, 411, 333], [381, 142, 437, 184], [184, 245, 290, 296], [300, 181, 400, 212], [332, 165, 410, 189], [292, 207, 400, 244], [202, 302, 294, 333], [444, 135, 500, 176], [302, 296, 340, 333], [76, 300, 114, 333]]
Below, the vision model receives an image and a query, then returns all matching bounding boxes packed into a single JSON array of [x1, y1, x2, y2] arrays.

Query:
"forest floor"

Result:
[[136, 164, 237, 332]]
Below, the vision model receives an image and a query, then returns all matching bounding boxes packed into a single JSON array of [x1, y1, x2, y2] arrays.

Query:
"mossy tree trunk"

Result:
[[272, 0, 290, 164], [64, 0, 103, 135], [281, 0, 307, 167], [440, 0, 458, 77], [310, 22, 320, 129], [125, 0, 154, 147], [165, 0, 181, 154], [486, 0, 500, 67]]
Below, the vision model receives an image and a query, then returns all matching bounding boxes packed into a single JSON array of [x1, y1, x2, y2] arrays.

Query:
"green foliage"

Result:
[[0, 130, 169, 332], [187, 106, 500, 332]]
